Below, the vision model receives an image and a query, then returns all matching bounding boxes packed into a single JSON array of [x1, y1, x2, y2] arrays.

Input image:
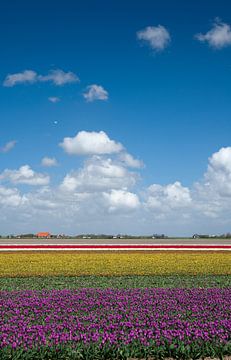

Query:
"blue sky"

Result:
[[1, 0, 231, 235]]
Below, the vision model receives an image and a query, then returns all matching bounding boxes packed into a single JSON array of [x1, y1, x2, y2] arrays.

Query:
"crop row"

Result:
[[0, 274, 231, 291], [0, 251, 230, 276], [0, 288, 230, 359]]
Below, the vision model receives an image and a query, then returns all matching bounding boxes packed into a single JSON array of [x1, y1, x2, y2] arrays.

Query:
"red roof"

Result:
[[36, 232, 50, 237]]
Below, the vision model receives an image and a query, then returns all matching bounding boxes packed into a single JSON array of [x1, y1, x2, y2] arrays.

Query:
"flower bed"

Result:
[[0, 251, 230, 277], [0, 288, 230, 359]]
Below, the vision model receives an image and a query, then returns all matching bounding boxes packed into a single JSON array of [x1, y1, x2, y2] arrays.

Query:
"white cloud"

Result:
[[39, 69, 79, 85], [3, 142, 231, 236], [146, 181, 192, 215], [209, 146, 231, 173], [83, 84, 108, 102], [3, 70, 37, 87], [0, 165, 50, 186], [195, 19, 231, 49], [48, 96, 60, 103], [184, 147, 231, 219], [60, 131, 123, 156], [119, 152, 143, 168], [137, 25, 170, 51], [0, 186, 26, 207], [103, 189, 140, 212], [41, 157, 58, 167], [3, 69, 79, 87], [60, 174, 79, 192], [0, 140, 17, 153], [60, 156, 137, 193], [201, 147, 231, 197]]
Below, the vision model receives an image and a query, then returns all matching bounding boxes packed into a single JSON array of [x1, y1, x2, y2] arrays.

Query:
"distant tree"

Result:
[[19, 233, 35, 238]]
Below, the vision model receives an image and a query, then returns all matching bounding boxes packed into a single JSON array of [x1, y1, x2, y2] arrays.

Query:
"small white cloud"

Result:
[[0, 140, 17, 153], [39, 69, 79, 86], [103, 189, 140, 212], [119, 152, 143, 168], [41, 157, 58, 167], [83, 84, 108, 102], [60, 130, 123, 156], [195, 19, 231, 49], [3, 69, 79, 87], [3, 70, 37, 87], [48, 97, 60, 103], [0, 165, 50, 186], [137, 25, 170, 51]]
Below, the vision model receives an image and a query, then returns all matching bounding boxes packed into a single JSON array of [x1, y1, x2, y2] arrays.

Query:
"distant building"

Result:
[[192, 234, 199, 239], [36, 232, 51, 238], [192, 234, 210, 239]]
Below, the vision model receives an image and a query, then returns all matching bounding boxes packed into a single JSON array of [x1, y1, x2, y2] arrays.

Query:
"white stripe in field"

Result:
[[0, 243, 229, 246]]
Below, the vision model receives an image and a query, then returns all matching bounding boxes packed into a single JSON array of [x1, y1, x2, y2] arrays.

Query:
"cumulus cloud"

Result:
[[3, 143, 231, 235], [209, 146, 231, 173], [0, 165, 50, 186], [0, 140, 17, 153], [60, 156, 137, 193], [119, 152, 143, 168], [83, 84, 108, 102], [200, 147, 231, 197], [143, 146, 231, 222], [60, 131, 123, 156], [48, 96, 60, 103], [41, 157, 58, 167], [183, 146, 231, 220], [0, 186, 26, 207], [137, 25, 170, 51], [103, 189, 140, 212], [146, 181, 192, 215], [195, 19, 231, 49], [185, 147, 231, 219], [3, 69, 79, 87], [0, 147, 141, 232]]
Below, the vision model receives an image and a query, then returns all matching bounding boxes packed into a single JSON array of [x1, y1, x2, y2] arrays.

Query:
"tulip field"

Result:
[[0, 251, 231, 359], [0, 251, 230, 277]]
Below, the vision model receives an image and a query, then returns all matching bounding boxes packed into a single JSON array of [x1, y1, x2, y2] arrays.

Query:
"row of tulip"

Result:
[[0, 288, 230, 359], [0, 251, 230, 276]]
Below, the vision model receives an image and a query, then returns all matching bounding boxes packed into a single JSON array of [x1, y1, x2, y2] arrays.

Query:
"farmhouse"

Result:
[[36, 232, 51, 239]]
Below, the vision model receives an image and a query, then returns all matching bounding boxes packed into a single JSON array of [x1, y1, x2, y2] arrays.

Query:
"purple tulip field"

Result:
[[0, 287, 231, 359]]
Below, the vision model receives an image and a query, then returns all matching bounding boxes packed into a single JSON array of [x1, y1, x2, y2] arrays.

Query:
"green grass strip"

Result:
[[0, 274, 230, 291]]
